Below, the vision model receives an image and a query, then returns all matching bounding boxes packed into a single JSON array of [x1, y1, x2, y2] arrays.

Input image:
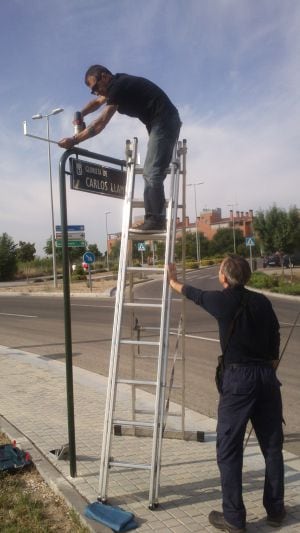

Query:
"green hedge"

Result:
[[248, 271, 300, 295]]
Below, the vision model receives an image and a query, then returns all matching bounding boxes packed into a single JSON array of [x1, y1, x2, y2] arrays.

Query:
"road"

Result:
[[0, 265, 299, 455]]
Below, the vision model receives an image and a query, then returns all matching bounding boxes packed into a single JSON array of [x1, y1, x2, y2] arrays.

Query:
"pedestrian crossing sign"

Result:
[[138, 242, 146, 252], [245, 237, 255, 247]]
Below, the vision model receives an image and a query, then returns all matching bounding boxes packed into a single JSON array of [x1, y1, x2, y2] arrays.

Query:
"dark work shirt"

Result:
[[182, 284, 280, 364], [106, 73, 179, 130]]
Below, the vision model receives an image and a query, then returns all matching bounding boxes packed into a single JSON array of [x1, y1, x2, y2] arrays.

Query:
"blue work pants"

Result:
[[217, 366, 284, 529], [143, 114, 181, 219]]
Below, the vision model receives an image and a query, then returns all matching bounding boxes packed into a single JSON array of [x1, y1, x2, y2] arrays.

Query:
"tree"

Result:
[[254, 206, 300, 254], [87, 243, 101, 260], [209, 228, 245, 256], [175, 232, 210, 261], [16, 241, 36, 262], [0, 233, 17, 281]]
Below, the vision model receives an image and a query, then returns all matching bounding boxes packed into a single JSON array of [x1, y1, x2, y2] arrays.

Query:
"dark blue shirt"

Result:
[[106, 73, 179, 131], [182, 284, 280, 364]]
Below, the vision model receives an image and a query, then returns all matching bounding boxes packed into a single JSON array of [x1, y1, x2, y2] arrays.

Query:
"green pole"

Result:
[[59, 150, 77, 477]]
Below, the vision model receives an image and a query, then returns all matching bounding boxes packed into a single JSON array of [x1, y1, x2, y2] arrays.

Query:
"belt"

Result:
[[224, 360, 276, 369]]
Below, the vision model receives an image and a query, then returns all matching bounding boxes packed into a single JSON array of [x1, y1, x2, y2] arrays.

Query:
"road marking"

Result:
[[0, 312, 37, 318], [71, 304, 114, 309]]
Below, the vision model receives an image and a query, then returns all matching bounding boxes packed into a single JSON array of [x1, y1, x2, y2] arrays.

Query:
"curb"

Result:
[[0, 415, 110, 533]]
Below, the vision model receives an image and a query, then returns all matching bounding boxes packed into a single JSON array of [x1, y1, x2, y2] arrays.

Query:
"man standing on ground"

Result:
[[58, 65, 181, 233], [168, 255, 285, 532]]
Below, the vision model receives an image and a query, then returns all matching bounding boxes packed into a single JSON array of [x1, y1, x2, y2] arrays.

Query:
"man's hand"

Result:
[[168, 263, 178, 283], [58, 137, 76, 149]]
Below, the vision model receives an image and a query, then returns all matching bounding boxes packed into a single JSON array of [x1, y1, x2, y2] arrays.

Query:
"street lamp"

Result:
[[227, 203, 238, 254], [187, 182, 204, 265], [105, 211, 111, 271], [32, 108, 64, 288]]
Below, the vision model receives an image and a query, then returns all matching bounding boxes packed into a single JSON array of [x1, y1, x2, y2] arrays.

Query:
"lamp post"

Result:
[[32, 108, 64, 288], [187, 182, 204, 265], [105, 211, 111, 271], [227, 203, 238, 254]]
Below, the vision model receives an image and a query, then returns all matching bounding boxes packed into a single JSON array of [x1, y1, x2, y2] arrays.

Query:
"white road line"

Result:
[[0, 312, 37, 318], [71, 304, 114, 309]]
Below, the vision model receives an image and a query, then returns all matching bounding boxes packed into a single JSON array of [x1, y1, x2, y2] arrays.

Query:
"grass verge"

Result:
[[0, 433, 89, 533]]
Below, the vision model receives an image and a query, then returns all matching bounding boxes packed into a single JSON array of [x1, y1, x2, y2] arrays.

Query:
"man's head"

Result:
[[219, 255, 251, 288], [85, 65, 113, 96]]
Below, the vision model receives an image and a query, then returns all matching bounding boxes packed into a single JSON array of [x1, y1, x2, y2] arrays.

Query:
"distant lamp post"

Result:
[[32, 108, 64, 288], [227, 203, 238, 254], [105, 211, 111, 271], [187, 182, 204, 265]]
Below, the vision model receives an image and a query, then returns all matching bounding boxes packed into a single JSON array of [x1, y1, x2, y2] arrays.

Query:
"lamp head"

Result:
[[32, 114, 43, 120], [51, 108, 64, 115]]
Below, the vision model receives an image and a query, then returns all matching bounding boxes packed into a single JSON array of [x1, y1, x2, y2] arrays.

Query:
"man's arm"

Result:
[[58, 104, 118, 149], [80, 95, 107, 118]]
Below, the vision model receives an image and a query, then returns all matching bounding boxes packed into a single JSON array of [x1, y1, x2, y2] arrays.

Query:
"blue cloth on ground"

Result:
[[84, 501, 138, 531]]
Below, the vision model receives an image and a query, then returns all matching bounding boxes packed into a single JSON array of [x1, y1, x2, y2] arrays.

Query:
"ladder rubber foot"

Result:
[[97, 497, 108, 504], [149, 503, 159, 510]]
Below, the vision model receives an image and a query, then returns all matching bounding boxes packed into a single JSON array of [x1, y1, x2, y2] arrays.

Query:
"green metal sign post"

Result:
[[59, 147, 126, 478]]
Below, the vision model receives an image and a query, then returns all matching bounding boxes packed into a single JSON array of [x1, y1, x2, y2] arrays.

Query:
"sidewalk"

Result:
[[0, 344, 299, 532]]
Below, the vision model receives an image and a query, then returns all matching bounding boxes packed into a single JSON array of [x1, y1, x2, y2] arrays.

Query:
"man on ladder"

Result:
[[58, 64, 181, 233]]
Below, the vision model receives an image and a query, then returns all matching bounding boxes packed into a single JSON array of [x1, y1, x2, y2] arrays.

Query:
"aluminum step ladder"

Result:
[[98, 137, 186, 509]]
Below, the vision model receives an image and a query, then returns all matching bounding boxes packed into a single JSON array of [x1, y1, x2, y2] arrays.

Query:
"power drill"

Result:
[[73, 111, 86, 134]]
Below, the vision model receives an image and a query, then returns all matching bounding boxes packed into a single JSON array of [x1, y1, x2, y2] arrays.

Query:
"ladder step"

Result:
[[127, 266, 164, 273], [129, 230, 166, 241], [117, 379, 157, 386], [131, 199, 170, 208], [135, 409, 181, 417], [109, 460, 151, 470], [113, 419, 154, 428], [124, 302, 162, 309], [135, 167, 171, 175], [120, 339, 160, 346]]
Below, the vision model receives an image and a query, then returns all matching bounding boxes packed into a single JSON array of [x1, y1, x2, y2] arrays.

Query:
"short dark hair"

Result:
[[84, 65, 112, 84], [220, 255, 251, 287]]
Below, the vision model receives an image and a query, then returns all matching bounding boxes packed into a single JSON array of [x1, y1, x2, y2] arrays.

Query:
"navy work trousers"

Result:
[[217, 366, 284, 529], [143, 113, 181, 219]]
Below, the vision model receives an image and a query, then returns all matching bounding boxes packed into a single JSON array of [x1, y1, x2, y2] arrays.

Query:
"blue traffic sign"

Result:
[[245, 237, 255, 247], [138, 242, 146, 252], [56, 225, 85, 232], [83, 251, 95, 264]]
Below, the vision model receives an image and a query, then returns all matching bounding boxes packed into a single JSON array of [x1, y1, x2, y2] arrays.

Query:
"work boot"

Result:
[[208, 510, 246, 532], [130, 216, 166, 233], [266, 508, 286, 527]]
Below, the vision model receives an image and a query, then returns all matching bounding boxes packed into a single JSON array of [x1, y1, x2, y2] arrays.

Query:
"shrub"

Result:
[[248, 272, 279, 289]]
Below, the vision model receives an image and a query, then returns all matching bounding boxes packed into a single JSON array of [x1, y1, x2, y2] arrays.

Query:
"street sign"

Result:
[[69, 158, 126, 199], [56, 232, 85, 239], [245, 237, 255, 247], [56, 240, 85, 248], [138, 242, 146, 252], [83, 251, 95, 264], [56, 225, 85, 232]]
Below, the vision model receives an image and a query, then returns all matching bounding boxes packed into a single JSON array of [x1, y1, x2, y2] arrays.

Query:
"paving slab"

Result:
[[0, 344, 299, 532]]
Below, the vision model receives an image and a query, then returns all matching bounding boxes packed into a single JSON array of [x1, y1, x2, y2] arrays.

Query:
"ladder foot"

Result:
[[97, 497, 108, 504], [149, 502, 159, 510]]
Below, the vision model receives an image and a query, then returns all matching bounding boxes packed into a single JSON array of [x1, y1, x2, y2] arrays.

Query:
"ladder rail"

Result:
[[98, 139, 138, 500], [151, 148, 182, 503]]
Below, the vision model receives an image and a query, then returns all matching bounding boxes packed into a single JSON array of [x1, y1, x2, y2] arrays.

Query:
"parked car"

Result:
[[283, 253, 300, 268], [263, 254, 281, 268]]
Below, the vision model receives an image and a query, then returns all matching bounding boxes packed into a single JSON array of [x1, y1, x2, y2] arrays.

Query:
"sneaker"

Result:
[[266, 508, 286, 527], [130, 217, 166, 233], [208, 510, 246, 532]]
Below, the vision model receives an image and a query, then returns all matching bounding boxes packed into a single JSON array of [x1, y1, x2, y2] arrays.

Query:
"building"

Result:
[[107, 208, 254, 251]]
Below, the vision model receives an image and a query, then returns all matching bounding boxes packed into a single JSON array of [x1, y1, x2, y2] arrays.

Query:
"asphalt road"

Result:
[[0, 265, 299, 455]]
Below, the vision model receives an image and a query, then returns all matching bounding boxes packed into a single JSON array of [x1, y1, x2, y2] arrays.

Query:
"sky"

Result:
[[1, 0, 299, 256]]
